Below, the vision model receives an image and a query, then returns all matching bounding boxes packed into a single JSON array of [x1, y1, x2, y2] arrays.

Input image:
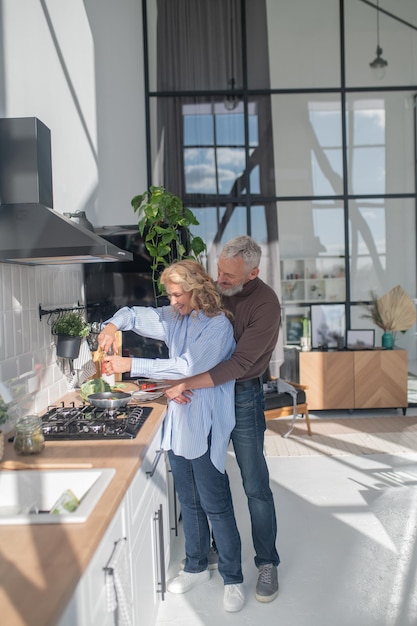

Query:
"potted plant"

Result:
[[362, 285, 416, 349], [53, 311, 90, 359], [0, 382, 17, 459], [131, 186, 207, 304]]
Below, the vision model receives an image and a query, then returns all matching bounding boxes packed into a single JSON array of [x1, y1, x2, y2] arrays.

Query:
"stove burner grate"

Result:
[[40, 402, 153, 440]]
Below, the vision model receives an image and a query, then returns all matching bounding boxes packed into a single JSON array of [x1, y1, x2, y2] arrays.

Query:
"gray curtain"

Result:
[[154, 0, 283, 373]]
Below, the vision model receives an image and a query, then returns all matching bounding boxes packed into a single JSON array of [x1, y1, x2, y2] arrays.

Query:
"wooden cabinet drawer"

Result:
[[299, 351, 354, 410]]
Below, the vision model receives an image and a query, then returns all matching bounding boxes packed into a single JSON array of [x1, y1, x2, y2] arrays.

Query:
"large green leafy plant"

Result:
[[131, 186, 207, 304]]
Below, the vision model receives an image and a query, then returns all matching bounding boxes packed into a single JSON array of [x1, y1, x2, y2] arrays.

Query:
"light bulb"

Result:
[[224, 94, 239, 111], [369, 46, 388, 80]]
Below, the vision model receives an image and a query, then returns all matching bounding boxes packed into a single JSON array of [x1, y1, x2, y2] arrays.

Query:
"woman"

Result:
[[98, 260, 245, 613]]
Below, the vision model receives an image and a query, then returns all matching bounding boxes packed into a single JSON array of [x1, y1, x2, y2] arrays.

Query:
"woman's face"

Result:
[[165, 281, 193, 315]]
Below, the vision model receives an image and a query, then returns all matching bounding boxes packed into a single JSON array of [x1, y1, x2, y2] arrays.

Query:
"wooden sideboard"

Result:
[[299, 349, 408, 412]]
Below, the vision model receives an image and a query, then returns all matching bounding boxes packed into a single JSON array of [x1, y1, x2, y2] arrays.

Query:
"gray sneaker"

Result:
[[255, 564, 279, 603], [180, 546, 218, 571]]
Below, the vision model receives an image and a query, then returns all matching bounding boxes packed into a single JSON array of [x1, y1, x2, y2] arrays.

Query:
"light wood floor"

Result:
[[265, 411, 417, 457]]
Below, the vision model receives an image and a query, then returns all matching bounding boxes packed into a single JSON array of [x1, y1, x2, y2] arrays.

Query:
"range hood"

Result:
[[0, 117, 133, 265]]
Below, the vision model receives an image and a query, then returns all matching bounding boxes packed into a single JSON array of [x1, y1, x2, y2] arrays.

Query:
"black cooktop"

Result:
[[40, 402, 152, 440]]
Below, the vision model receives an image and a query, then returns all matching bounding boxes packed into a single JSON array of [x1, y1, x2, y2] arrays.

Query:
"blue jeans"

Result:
[[231, 378, 280, 568], [168, 445, 243, 585]]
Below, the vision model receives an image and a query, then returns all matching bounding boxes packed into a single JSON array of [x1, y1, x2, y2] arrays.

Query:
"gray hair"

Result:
[[220, 235, 261, 270]]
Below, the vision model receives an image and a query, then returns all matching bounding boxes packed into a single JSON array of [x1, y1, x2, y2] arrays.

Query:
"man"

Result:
[[166, 235, 281, 603]]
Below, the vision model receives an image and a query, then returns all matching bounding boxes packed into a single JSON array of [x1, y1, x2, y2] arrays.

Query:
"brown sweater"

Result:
[[210, 277, 281, 386]]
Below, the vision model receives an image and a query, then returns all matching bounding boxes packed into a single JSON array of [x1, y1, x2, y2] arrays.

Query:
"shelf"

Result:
[[281, 257, 345, 303]]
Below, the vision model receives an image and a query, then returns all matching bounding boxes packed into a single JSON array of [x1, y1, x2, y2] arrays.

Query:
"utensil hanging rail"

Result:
[[39, 302, 86, 321]]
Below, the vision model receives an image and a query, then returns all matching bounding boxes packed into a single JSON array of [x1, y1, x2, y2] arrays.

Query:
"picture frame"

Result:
[[311, 304, 345, 349], [346, 329, 375, 350], [285, 313, 304, 345]]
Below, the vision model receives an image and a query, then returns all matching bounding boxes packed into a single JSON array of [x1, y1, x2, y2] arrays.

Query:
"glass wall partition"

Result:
[[271, 94, 344, 198], [345, 91, 416, 196], [143, 0, 417, 370], [349, 197, 416, 301]]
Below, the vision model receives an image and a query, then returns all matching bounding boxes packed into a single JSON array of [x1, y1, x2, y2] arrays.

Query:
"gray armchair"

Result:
[[263, 377, 312, 436]]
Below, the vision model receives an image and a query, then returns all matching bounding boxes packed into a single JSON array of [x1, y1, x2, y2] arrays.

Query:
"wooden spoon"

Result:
[[0, 460, 94, 471]]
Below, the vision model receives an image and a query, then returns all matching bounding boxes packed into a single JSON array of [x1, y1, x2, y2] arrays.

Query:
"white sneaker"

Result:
[[167, 569, 210, 594], [223, 583, 245, 612]]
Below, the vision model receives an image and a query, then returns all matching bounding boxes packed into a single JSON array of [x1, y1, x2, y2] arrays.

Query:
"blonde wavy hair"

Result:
[[160, 260, 233, 320]]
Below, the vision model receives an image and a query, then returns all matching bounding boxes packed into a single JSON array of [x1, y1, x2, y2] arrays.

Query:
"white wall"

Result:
[[1, 0, 148, 227], [0, 0, 148, 426]]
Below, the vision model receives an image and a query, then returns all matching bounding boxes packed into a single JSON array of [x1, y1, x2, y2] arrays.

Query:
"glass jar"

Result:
[[14, 415, 45, 455]]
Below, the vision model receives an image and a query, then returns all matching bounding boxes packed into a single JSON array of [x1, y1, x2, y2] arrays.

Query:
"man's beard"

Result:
[[216, 282, 244, 297]]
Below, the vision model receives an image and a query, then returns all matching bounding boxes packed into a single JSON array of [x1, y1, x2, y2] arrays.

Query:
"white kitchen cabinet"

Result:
[[128, 432, 170, 625], [58, 499, 128, 626], [130, 487, 164, 626], [58, 423, 172, 626]]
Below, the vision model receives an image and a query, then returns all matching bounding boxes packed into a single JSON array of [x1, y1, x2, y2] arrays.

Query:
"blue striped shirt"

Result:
[[104, 305, 236, 473]]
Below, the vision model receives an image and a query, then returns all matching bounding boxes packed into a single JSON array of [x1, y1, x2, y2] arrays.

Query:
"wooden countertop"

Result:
[[0, 385, 167, 626]]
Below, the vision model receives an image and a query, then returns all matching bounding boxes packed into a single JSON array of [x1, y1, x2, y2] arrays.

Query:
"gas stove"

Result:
[[40, 401, 153, 440]]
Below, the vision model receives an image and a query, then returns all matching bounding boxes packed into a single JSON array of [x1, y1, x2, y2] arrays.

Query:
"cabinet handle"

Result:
[[154, 504, 166, 600], [170, 476, 179, 536], [146, 448, 163, 478]]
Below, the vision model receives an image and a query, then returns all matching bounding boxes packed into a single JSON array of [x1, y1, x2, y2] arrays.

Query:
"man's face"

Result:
[[217, 255, 259, 296]]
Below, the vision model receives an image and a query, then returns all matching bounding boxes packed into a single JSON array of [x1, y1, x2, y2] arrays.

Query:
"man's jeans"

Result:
[[168, 446, 243, 585], [232, 378, 280, 568]]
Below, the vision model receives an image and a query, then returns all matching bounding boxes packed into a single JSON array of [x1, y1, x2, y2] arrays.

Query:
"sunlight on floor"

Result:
[[157, 451, 417, 626]]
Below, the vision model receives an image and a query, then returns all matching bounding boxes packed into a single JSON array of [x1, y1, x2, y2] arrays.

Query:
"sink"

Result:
[[0, 468, 115, 524]]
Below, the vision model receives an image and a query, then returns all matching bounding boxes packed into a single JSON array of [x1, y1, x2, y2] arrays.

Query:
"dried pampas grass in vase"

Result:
[[362, 285, 416, 349]]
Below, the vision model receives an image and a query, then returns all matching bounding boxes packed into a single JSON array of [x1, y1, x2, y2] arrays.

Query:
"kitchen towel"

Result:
[[104, 537, 133, 626], [66, 338, 97, 390]]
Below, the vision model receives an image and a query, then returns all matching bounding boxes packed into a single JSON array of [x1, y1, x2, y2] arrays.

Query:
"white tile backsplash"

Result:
[[2, 265, 13, 310], [4, 310, 14, 358], [0, 261, 86, 431]]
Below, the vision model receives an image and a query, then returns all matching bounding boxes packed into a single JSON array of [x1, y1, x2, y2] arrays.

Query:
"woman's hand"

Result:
[[102, 355, 132, 375], [98, 323, 118, 354]]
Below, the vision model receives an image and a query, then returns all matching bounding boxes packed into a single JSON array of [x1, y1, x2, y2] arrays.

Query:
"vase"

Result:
[[56, 335, 82, 359], [382, 331, 394, 350]]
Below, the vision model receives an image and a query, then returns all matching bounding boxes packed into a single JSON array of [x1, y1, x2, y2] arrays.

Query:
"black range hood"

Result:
[[0, 117, 133, 265]]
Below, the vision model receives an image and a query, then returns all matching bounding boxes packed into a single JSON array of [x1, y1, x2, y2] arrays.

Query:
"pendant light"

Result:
[[224, 0, 239, 111], [369, 0, 388, 79]]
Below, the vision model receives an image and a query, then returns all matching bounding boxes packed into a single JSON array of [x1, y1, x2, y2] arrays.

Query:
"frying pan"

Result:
[[87, 391, 132, 410]]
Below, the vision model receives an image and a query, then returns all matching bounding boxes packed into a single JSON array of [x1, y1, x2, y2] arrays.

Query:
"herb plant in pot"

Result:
[[0, 384, 17, 460], [53, 311, 90, 359], [131, 186, 207, 304]]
